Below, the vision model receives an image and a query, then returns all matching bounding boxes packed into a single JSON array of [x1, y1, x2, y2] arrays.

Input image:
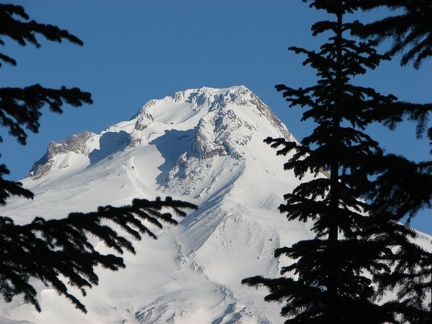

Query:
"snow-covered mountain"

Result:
[[1, 86, 430, 323]]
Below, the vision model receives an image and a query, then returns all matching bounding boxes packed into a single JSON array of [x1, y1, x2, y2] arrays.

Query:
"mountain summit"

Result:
[[4, 86, 427, 323], [17, 86, 304, 219], [30, 86, 293, 181]]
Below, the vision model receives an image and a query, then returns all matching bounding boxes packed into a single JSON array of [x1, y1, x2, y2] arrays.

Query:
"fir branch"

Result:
[[0, 197, 197, 313]]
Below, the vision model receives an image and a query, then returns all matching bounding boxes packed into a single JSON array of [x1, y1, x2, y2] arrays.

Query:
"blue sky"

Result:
[[2, 0, 431, 234]]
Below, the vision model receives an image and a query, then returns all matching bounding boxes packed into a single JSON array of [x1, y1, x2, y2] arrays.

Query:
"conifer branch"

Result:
[[0, 85, 93, 145], [0, 4, 84, 67], [0, 197, 196, 313], [357, 0, 432, 69]]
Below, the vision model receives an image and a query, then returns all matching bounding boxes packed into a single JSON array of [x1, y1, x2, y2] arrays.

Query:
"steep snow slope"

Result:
[[1, 86, 429, 323]]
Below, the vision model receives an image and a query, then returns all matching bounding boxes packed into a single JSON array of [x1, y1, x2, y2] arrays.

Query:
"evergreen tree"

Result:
[[243, 1, 430, 322], [357, 0, 432, 69], [0, 4, 196, 313], [355, 1, 432, 321]]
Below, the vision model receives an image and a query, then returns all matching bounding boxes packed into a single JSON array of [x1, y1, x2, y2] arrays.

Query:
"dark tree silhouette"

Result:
[[356, 2, 432, 321], [243, 1, 431, 323], [357, 0, 432, 69], [0, 3, 196, 313], [0, 197, 196, 313]]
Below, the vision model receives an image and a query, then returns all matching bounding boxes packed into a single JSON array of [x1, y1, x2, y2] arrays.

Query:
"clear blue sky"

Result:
[[2, 0, 431, 234]]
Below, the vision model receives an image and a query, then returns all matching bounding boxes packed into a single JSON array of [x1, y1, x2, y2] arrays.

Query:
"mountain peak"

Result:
[[28, 86, 294, 183], [135, 86, 251, 118], [135, 85, 292, 136], [29, 86, 294, 183]]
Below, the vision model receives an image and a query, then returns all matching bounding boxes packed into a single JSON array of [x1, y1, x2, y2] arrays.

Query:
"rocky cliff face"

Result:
[[29, 131, 96, 179]]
